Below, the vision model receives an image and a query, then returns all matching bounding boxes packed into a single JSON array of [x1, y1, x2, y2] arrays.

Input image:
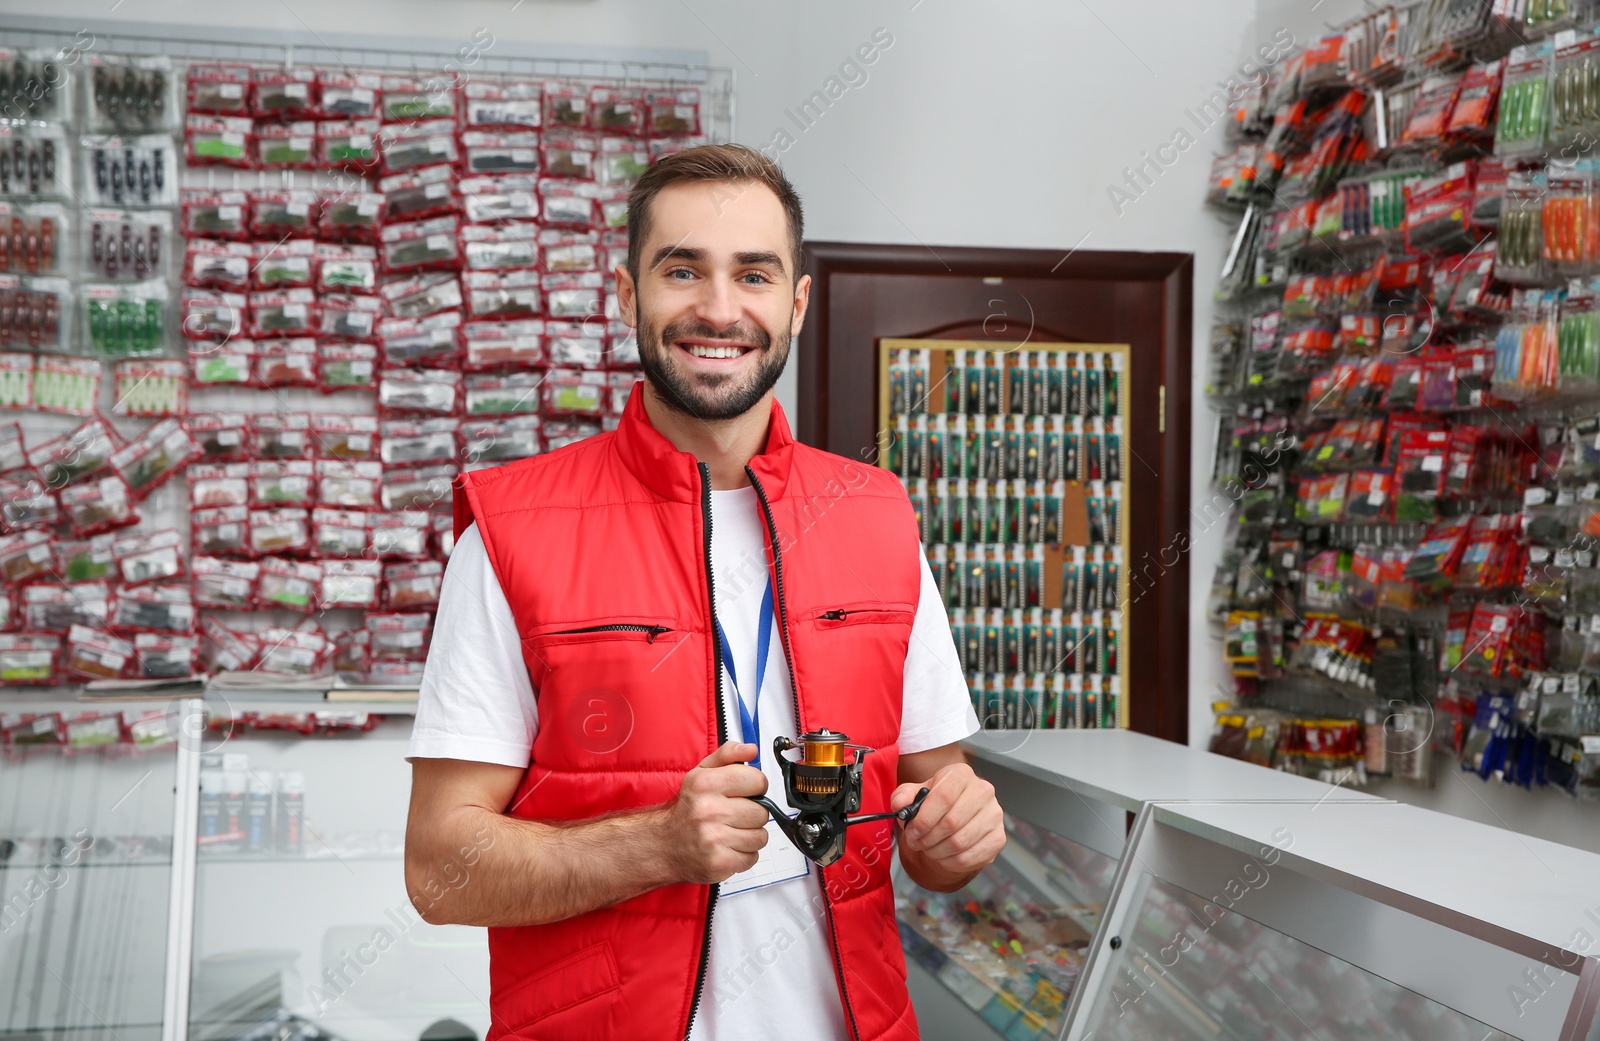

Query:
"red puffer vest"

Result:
[[451, 387, 923, 1041]]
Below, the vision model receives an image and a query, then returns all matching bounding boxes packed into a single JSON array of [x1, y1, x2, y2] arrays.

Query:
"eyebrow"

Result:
[[650, 245, 706, 270], [734, 250, 786, 270], [648, 245, 789, 275]]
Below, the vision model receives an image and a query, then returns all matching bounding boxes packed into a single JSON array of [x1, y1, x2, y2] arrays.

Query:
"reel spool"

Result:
[[747, 728, 929, 866]]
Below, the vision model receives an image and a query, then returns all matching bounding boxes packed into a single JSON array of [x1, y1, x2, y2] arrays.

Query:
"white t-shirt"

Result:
[[408, 488, 978, 1041]]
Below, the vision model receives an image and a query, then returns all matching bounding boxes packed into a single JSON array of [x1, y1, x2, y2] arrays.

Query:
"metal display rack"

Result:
[[877, 338, 1131, 730]]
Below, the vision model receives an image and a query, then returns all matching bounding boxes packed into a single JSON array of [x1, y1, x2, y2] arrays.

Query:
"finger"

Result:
[[908, 778, 990, 851], [901, 773, 964, 847], [921, 803, 1005, 867], [723, 799, 772, 830], [699, 740, 758, 769], [888, 782, 923, 812], [705, 763, 768, 798], [723, 824, 770, 854]]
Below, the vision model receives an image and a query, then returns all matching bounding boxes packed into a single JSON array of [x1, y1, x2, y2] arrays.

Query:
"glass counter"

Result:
[[186, 713, 488, 1041], [0, 705, 180, 1041], [1065, 801, 1600, 1041], [897, 811, 1117, 1040]]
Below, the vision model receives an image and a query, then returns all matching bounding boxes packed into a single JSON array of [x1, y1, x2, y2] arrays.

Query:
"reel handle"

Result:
[[843, 786, 930, 828]]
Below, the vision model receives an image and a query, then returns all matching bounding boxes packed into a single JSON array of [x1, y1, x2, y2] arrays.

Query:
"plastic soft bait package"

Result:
[[253, 67, 318, 121], [192, 555, 259, 609], [185, 115, 251, 168], [182, 189, 251, 240], [191, 506, 250, 557], [463, 81, 541, 130], [114, 529, 185, 586], [378, 367, 459, 416], [0, 275, 71, 352], [313, 507, 369, 557], [83, 134, 177, 206], [84, 279, 166, 358], [250, 508, 313, 557], [84, 55, 177, 132], [0, 123, 70, 199], [380, 417, 458, 466], [110, 418, 200, 499], [187, 63, 252, 116], [0, 202, 68, 275]]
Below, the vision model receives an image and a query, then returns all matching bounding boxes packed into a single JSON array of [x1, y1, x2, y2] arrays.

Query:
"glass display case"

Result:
[[896, 810, 1117, 1040], [1064, 801, 1600, 1041], [10, 702, 1600, 1041], [899, 729, 1382, 1041], [0, 700, 184, 1041], [185, 709, 488, 1041]]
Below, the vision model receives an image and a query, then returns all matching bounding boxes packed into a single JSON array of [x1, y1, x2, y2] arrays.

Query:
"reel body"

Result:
[[748, 729, 929, 866]]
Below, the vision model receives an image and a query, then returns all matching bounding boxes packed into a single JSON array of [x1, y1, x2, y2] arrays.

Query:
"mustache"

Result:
[[659, 318, 772, 350]]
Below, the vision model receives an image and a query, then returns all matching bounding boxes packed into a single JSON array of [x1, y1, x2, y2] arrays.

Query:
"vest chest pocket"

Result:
[[522, 620, 686, 678], [521, 619, 706, 768], [813, 604, 915, 629]]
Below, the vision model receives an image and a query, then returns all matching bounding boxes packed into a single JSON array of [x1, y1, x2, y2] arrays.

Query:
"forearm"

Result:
[[407, 803, 680, 927], [898, 841, 981, 893]]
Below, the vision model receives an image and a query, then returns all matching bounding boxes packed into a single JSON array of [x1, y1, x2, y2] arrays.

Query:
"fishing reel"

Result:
[[748, 729, 929, 866]]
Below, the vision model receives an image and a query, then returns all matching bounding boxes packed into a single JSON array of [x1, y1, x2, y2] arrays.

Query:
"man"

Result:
[[405, 144, 1005, 1041]]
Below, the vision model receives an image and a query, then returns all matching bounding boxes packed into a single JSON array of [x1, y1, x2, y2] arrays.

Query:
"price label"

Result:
[[1421, 455, 1443, 472], [218, 83, 243, 99]]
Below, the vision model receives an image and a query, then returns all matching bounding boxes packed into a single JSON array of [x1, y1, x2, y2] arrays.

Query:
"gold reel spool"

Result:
[[795, 730, 848, 795]]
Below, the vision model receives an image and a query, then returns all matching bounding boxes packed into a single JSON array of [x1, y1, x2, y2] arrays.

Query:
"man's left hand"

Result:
[[890, 762, 1005, 891]]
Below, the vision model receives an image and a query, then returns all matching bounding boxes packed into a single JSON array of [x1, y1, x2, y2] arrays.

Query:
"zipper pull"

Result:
[[647, 625, 667, 643], [821, 610, 848, 621]]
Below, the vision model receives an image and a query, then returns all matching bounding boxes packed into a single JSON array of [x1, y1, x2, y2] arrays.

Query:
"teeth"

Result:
[[686, 344, 743, 359]]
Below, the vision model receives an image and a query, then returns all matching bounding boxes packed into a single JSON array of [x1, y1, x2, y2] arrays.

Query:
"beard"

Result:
[[637, 311, 791, 422]]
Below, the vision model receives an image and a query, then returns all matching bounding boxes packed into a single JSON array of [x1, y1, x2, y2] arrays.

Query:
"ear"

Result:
[[614, 263, 639, 329], [790, 272, 812, 340]]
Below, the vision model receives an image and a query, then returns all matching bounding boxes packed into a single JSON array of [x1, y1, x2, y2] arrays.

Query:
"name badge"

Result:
[[719, 819, 810, 896]]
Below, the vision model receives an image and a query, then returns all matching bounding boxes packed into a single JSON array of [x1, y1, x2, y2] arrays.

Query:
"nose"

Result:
[[691, 273, 744, 334]]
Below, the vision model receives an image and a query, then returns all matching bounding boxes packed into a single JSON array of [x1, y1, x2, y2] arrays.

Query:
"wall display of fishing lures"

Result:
[[0, 35, 723, 691], [881, 343, 1129, 730], [1202, 17, 1600, 803]]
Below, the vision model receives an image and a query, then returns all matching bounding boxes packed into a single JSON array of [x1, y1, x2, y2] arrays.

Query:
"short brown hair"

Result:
[[626, 143, 805, 281]]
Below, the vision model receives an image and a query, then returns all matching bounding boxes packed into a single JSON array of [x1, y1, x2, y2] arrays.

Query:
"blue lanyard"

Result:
[[714, 579, 774, 771]]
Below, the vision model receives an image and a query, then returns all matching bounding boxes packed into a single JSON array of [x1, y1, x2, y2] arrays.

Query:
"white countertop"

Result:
[[1155, 800, 1600, 960], [963, 729, 1386, 812]]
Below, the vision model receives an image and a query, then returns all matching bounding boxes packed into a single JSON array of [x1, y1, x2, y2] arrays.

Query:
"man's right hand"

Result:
[[663, 740, 771, 884]]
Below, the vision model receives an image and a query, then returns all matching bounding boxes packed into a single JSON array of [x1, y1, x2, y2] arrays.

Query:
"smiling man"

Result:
[[404, 144, 1002, 1041]]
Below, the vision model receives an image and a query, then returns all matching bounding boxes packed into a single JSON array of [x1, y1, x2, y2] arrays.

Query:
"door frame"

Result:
[[793, 241, 1194, 743]]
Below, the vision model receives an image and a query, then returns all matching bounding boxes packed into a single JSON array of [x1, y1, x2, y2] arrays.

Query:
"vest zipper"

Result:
[[683, 461, 726, 1041], [746, 465, 864, 1041], [544, 623, 671, 643]]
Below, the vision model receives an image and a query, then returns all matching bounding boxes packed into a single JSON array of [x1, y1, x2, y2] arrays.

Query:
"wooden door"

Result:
[[794, 242, 1193, 743]]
